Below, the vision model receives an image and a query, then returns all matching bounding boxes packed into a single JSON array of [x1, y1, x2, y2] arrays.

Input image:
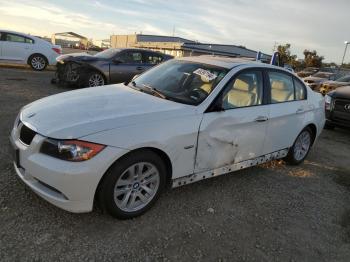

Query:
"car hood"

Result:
[[329, 86, 350, 99], [56, 53, 101, 63], [20, 84, 196, 139]]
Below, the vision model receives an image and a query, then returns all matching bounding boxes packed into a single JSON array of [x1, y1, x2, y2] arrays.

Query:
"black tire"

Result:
[[284, 127, 313, 165], [84, 71, 105, 87], [97, 150, 167, 219], [29, 54, 48, 71], [324, 122, 335, 130]]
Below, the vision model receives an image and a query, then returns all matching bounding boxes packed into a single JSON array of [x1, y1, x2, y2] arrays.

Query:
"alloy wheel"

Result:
[[293, 130, 311, 161], [113, 162, 160, 212], [31, 56, 46, 70], [88, 74, 104, 87]]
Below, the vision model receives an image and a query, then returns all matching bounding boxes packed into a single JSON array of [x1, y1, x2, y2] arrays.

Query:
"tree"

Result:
[[303, 49, 324, 68], [276, 43, 300, 69]]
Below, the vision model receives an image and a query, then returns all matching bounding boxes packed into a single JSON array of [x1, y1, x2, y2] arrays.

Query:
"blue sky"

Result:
[[0, 0, 349, 62]]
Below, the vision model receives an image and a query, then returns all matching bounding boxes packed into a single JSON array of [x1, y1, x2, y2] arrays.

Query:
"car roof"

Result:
[[0, 29, 42, 41], [178, 55, 289, 71]]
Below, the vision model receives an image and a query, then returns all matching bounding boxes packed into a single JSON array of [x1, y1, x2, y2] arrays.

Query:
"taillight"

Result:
[[52, 47, 62, 54]]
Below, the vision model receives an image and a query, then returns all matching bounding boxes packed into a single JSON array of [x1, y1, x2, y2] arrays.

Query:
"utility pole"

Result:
[[272, 41, 278, 52], [341, 41, 349, 66]]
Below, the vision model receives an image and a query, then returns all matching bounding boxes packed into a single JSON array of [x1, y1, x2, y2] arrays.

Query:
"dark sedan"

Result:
[[319, 75, 350, 95], [54, 48, 173, 87], [325, 86, 350, 129]]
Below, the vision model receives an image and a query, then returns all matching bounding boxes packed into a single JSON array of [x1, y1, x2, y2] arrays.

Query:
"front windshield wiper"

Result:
[[141, 84, 167, 99]]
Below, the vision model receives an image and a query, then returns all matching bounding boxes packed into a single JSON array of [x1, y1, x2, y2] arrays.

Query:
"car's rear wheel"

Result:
[[98, 150, 166, 219], [29, 54, 47, 71], [284, 127, 313, 165], [86, 72, 105, 87]]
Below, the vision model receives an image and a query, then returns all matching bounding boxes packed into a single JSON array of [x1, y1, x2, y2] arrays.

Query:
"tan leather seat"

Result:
[[225, 75, 256, 108], [271, 80, 293, 103], [198, 75, 213, 94]]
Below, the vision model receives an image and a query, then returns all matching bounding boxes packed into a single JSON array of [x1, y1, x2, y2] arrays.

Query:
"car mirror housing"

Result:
[[207, 99, 225, 113]]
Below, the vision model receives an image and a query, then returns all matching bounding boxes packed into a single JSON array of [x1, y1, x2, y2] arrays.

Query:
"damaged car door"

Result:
[[109, 50, 147, 83], [195, 69, 269, 172]]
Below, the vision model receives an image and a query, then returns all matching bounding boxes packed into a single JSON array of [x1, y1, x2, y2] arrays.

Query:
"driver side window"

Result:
[[118, 51, 143, 64], [221, 70, 263, 109]]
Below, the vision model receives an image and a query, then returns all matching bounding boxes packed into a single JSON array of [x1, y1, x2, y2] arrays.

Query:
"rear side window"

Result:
[[268, 71, 294, 103], [118, 51, 143, 63], [5, 33, 25, 43], [25, 37, 34, 44], [294, 78, 307, 100]]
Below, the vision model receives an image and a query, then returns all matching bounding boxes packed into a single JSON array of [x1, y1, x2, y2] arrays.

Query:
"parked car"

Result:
[[297, 67, 319, 78], [319, 75, 350, 95], [303, 72, 336, 91], [324, 86, 350, 129], [0, 30, 61, 70], [10, 56, 325, 219], [54, 48, 173, 87]]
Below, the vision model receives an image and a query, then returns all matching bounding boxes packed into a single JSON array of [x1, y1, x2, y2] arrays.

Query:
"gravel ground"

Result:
[[0, 68, 349, 261]]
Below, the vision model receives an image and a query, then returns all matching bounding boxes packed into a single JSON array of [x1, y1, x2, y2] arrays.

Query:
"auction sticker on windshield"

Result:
[[193, 68, 217, 82]]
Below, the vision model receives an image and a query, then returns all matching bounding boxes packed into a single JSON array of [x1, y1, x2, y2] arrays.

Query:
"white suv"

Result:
[[10, 56, 325, 219], [0, 30, 61, 71]]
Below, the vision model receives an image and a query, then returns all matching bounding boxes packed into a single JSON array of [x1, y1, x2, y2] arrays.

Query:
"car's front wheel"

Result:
[[29, 54, 48, 71], [284, 127, 313, 165], [86, 72, 105, 87], [98, 150, 166, 219]]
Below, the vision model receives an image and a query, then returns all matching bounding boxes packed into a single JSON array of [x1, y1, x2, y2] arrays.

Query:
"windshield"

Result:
[[336, 75, 350, 82], [132, 59, 228, 105], [94, 48, 121, 59]]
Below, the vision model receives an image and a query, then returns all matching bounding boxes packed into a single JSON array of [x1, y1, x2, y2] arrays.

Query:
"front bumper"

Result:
[[10, 124, 129, 213]]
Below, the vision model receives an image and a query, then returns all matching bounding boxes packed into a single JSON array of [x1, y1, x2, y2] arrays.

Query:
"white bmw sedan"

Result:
[[10, 56, 325, 219], [0, 30, 61, 70]]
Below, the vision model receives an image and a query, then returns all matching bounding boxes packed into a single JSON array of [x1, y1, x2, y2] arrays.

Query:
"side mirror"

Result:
[[131, 74, 139, 81], [207, 98, 225, 113], [124, 74, 139, 86]]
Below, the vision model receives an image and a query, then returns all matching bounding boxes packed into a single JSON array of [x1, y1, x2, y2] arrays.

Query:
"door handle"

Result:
[[136, 66, 143, 70], [255, 116, 268, 122], [296, 108, 304, 114]]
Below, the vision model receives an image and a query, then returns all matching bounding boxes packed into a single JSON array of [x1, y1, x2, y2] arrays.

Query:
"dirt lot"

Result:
[[0, 68, 349, 261]]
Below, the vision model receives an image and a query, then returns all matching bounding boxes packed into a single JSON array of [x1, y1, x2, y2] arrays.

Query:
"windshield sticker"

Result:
[[193, 68, 217, 82]]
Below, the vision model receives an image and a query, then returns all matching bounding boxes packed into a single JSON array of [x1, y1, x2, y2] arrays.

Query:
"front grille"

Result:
[[19, 123, 37, 145], [334, 99, 350, 113]]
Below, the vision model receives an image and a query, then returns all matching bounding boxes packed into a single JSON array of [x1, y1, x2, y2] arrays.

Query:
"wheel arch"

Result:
[[304, 123, 317, 145], [94, 147, 173, 203], [82, 65, 108, 84]]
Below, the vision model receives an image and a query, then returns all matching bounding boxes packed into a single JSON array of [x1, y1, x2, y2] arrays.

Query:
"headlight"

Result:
[[325, 95, 332, 110], [40, 139, 105, 161]]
